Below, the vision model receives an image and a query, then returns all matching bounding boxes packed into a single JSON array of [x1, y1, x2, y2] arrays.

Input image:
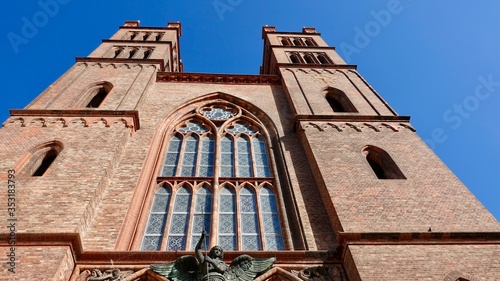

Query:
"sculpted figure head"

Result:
[[209, 245, 224, 259]]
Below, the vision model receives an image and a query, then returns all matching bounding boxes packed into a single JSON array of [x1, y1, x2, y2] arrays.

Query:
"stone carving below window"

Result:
[[291, 266, 344, 281]]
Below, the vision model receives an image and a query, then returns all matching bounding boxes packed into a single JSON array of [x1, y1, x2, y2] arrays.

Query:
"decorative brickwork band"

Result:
[[5, 109, 140, 131]]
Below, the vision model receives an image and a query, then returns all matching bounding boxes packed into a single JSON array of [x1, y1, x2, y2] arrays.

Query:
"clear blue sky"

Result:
[[1, 1, 499, 221]]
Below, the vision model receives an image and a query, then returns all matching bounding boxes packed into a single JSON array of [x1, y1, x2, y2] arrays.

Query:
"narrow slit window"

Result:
[[86, 88, 108, 108], [113, 47, 123, 58], [293, 38, 303, 46], [305, 39, 316, 46], [304, 54, 316, 64], [325, 88, 358, 113], [317, 54, 331, 65], [281, 37, 291, 46], [363, 146, 406, 180], [290, 53, 301, 64], [143, 48, 153, 59], [32, 149, 59, 177], [128, 48, 138, 59]]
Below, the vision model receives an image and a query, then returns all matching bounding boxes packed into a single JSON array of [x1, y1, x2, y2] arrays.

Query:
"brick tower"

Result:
[[1, 21, 499, 281]]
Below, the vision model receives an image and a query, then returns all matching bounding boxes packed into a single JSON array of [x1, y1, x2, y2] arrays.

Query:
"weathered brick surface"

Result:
[[0, 246, 74, 281], [346, 244, 500, 281], [300, 122, 500, 233], [0, 125, 130, 235]]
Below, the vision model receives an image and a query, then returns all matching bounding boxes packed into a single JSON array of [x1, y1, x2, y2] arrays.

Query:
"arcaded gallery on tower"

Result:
[[1, 21, 499, 280]]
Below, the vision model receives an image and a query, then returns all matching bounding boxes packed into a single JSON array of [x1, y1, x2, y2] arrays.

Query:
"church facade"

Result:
[[1, 21, 499, 280]]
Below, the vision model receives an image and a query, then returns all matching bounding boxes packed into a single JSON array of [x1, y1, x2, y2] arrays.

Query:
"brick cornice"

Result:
[[101, 39, 173, 45], [338, 231, 500, 261], [156, 72, 280, 84], [75, 57, 165, 72], [296, 114, 411, 122], [119, 26, 180, 31], [278, 63, 357, 70], [295, 115, 412, 133], [8, 109, 140, 130], [271, 45, 336, 50], [338, 231, 500, 244]]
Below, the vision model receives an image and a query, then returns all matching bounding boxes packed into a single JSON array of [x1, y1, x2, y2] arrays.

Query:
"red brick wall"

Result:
[[0, 246, 74, 281], [346, 244, 500, 280]]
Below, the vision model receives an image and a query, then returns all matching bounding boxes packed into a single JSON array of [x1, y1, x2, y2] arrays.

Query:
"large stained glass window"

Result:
[[142, 103, 284, 251]]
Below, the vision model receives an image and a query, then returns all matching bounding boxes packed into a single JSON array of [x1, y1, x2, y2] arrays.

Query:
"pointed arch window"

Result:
[[325, 88, 358, 113], [293, 38, 303, 46], [21, 141, 63, 177], [363, 146, 406, 179], [289, 52, 302, 64], [317, 53, 332, 65], [304, 53, 317, 64], [128, 48, 138, 59], [85, 82, 113, 108], [32, 146, 61, 176], [141, 103, 285, 251], [304, 38, 317, 47], [143, 48, 153, 59], [280, 37, 292, 46]]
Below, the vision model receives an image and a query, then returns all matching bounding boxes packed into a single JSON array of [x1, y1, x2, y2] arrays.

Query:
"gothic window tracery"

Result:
[[141, 103, 284, 251]]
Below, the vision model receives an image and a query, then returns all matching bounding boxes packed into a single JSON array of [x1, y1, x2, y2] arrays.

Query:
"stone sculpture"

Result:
[[151, 231, 275, 281]]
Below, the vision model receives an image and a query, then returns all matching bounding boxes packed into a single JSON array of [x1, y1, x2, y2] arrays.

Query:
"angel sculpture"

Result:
[[151, 231, 275, 281]]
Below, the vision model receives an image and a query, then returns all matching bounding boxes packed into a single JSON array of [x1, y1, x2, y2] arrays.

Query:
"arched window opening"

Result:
[[326, 95, 346, 112], [24, 142, 63, 177], [130, 32, 138, 40], [304, 54, 316, 64], [317, 54, 331, 65], [143, 48, 153, 59], [305, 38, 316, 46], [363, 146, 406, 180], [160, 121, 213, 177], [86, 82, 113, 108], [290, 53, 301, 64], [128, 48, 138, 59], [143, 32, 151, 41], [293, 38, 303, 46], [32, 148, 58, 176], [281, 37, 291, 46], [113, 47, 124, 58], [142, 103, 286, 251], [325, 88, 358, 113], [155, 32, 164, 41]]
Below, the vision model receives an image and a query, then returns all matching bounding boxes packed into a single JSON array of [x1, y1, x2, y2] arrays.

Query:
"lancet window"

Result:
[[141, 103, 284, 251]]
